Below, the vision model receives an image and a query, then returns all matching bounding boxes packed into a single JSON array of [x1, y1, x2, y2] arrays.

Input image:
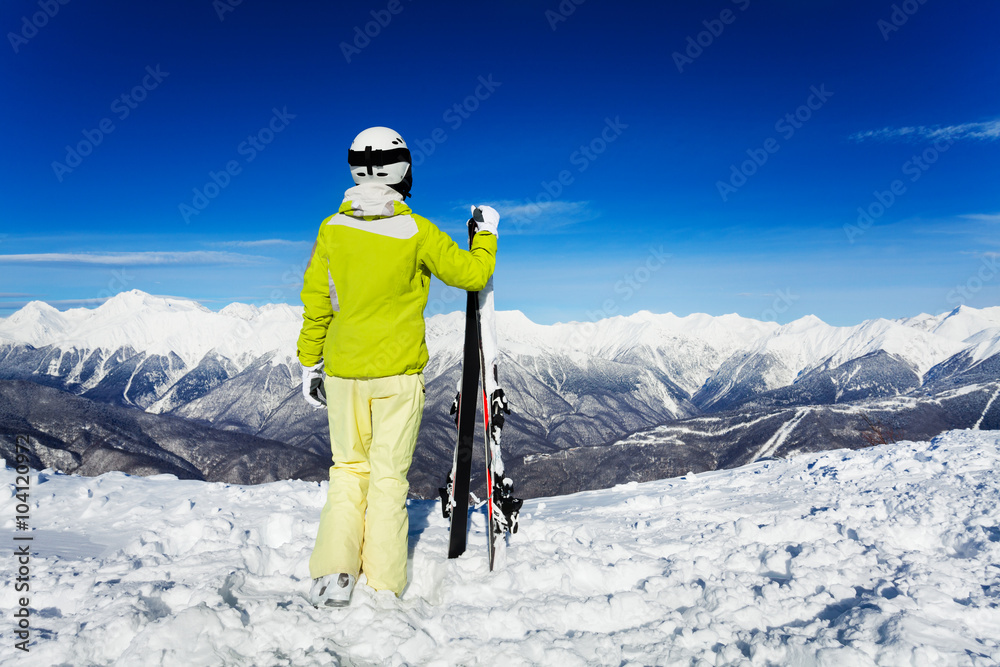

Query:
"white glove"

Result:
[[301, 361, 326, 408], [472, 205, 499, 238]]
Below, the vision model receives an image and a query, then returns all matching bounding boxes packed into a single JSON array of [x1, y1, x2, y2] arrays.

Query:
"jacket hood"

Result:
[[339, 183, 412, 219]]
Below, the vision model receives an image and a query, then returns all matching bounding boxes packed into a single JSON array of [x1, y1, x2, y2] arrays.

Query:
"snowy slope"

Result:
[[3, 430, 999, 666], [898, 305, 1000, 342], [6, 291, 997, 384], [2, 291, 998, 400], [0, 290, 300, 370], [3, 291, 1000, 499], [699, 315, 971, 407], [964, 327, 1000, 364], [690, 309, 1000, 415]]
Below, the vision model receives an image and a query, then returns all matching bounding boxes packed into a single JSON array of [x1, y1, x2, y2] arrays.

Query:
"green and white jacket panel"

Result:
[[297, 183, 496, 378]]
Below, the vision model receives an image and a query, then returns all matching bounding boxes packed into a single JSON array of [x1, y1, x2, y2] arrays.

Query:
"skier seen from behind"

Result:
[[296, 126, 499, 607]]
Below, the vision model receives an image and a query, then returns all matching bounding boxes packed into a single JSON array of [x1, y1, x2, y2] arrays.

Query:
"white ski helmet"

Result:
[[347, 126, 412, 198]]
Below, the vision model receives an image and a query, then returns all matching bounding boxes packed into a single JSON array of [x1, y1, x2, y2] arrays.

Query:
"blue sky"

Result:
[[1, 0, 998, 325]]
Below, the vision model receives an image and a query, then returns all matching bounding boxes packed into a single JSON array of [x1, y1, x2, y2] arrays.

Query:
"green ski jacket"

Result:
[[297, 183, 496, 378]]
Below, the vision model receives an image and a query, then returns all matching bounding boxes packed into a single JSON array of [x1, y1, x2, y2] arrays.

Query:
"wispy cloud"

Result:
[[214, 239, 310, 248], [959, 250, 1000, 260], [851, 119, 1000, 143], [487, 200, 599, 235], [889, 213, 1000, 239], [0, 251, 266, 266], [961, 213, 1000, 224]]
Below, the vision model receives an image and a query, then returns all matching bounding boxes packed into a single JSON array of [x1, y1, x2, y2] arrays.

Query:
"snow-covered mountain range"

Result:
[[1, 290, 998, 497], [2, 430, 998, 664]]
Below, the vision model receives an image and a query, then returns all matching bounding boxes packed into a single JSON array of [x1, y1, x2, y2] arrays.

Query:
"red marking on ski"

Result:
[[483, 389, 494, 519]]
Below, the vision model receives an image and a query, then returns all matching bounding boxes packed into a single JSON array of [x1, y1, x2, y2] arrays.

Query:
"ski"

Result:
[[440, 280, 481, 559], [439, 209, 522, 567], [474, 253, 523, 570]]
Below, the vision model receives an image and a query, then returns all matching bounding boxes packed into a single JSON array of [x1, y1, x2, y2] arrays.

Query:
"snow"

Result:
[[964, 327, 1000, 364], [2, 290, 998, 389], [753, 407, 811, 460], [0, 290, 300, 370], [753, 318, 950, 383], [820, 318, 966, 377], [487, 310, 778, 364], [4, 430, 1000, 665], [924, 306, 1000, 343]]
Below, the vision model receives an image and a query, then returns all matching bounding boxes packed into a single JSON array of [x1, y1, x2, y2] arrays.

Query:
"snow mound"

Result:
[[3, 430, 999, 665]]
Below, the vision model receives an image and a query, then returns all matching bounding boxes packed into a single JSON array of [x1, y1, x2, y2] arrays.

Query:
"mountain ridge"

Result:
[[4, 289, 998, 390], [2, 290, 998, 497]]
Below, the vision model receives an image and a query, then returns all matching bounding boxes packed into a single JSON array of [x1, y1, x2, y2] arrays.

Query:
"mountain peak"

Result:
[[219, 302, 262, 320], [0, 299, 67, 346], [497, 309, 534, 327], [10, 299, 60, 316], [780, 314, 827, 331], [3, 297, 59, 320], [930, 303, 1000, 343], [96, 290, 210, 316], [947, 304, 975, 317]]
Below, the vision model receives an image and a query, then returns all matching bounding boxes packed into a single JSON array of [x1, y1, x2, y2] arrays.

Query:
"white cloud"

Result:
[[0, 251, 266, 266], [486, 200, 599, 235], [851, 119, 1000, 143], [215, 239, 310, 248], [961, 213, 1000, 224]]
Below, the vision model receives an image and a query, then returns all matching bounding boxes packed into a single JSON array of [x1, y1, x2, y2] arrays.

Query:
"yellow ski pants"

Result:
[[309, 373, 425, 596]]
